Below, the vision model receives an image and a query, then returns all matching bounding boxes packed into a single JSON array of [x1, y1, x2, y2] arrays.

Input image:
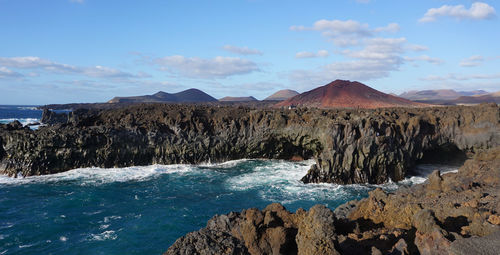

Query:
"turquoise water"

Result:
[[0, 160, 459, 255], [0, 105, 459, 254]]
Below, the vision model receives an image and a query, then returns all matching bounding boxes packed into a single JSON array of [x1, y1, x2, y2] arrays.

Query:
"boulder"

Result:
[[296, 205, 340, 255]]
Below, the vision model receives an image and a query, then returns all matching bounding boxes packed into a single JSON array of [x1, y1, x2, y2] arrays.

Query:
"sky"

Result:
[[0, 0, 499, 104]]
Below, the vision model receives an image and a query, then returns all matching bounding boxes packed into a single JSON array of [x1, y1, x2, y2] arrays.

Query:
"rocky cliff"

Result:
[[0, 104, 499, 185], [164, 146, 500, 255]]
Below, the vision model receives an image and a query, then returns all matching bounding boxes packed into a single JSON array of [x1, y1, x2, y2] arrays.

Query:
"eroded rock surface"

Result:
[[1, 104, 499, 185]]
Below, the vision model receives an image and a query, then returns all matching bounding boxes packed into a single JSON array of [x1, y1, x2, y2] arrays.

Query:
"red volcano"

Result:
[[275, 80, 425, 109]]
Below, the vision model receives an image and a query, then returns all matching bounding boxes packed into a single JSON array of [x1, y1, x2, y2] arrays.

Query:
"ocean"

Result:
[[0, 105, 459, 254]]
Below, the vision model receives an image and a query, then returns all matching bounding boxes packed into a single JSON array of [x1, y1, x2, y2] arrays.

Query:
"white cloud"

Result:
[[289, 37, 408, 85], [404, 55, 444, 65], [289, 36, 443, 87], [460, 55, 484, 67], [289, 19, 442, 87], [291, 19, 399, 47], [222, 45, 263, 55], [374, 23, 401, 33], [295, 50, 329, 59], [0, 56, 78, 73], [0, 56, 148, 79], [0, 67, 23, 79], [419, 2, 496, 23], [342, 37, 406, 59], [155, 55, 259, 79]]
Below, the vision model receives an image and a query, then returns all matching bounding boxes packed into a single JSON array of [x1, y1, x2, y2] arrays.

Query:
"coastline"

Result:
[[165, 146, 500, 254], [1, 103, 499, 254], [1, 103, 498, 184]]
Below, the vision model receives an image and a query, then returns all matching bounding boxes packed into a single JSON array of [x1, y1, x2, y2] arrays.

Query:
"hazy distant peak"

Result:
[[219, 96, 258, 102], [264, 89, 300, 101]]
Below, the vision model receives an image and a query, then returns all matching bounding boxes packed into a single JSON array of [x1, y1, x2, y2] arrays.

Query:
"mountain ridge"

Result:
[[108, 88, 217, 103]]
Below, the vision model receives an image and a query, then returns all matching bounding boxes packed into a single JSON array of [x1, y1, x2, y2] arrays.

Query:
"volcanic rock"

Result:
[[0, 103, 499, 185], [165, 203, 341, 255]]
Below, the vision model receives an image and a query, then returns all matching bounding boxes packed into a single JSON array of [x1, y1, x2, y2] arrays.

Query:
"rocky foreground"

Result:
[[0, 103, 499, 184], [165, 146, 500, 255]]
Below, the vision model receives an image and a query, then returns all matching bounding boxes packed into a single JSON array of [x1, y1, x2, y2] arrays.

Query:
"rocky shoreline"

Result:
[[1, 103, 499, 184], [165, 146, 500, 255]]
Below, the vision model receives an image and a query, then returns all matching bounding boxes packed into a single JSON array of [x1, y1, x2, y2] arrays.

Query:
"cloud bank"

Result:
[[295, 50, 329, 59], [419, 2, 496, 23]]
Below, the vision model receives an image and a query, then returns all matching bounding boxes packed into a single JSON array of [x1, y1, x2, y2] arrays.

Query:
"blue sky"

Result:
[[0, 0, 499, 104]]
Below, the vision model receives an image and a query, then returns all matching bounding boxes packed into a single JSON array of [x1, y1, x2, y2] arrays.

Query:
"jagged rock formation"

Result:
[[40, 109, 69, 125], [0, 104, 499, 184], [108, 88, 217, 103], [264, 89, 299, 101], [165, 147, 500, 254], [276, 80, 424, 109]]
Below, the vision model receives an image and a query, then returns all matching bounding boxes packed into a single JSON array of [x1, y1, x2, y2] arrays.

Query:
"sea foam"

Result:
[[0, 164, 199, 186]]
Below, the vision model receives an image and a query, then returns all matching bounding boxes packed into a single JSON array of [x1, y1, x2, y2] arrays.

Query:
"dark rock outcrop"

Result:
[[165, 146, 500, 254], [1, 104, 499, 184], [40, 109, 69, 125]]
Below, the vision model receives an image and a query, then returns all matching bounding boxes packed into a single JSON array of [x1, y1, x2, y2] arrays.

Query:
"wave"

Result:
[[16, 106, 39, 111], [88, 230, 118, 241], [225, 160, 459, 205], [0, 160, 459, 201], [199, 158, 252, 168], [0, 164, 201, 186], [0, 118, 40, 126]]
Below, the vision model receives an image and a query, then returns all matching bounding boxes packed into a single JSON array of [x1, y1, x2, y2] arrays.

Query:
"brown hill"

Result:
[[276, 80, 424, 109], [264, 89, 299, 101]]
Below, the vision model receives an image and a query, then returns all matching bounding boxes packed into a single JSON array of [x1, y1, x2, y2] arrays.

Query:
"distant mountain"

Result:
[[264, 89, 299, 101], [219, 96, 258, 102], [458, 90, 489, 97], [451, 91, 500, 104], [275, 80, 424, 109], [399, 89, 488, 101], [108, 89, 217, 103]]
